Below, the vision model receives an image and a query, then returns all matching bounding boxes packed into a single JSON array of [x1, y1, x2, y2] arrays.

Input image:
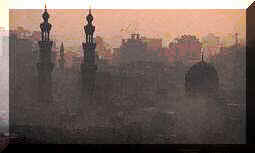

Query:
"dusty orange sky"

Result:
[[10, 9, 245, 50]]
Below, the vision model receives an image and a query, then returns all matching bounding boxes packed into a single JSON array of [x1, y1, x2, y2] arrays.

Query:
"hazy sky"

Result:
[[10, 9, 245, 50], [0, 0, 253, 29]]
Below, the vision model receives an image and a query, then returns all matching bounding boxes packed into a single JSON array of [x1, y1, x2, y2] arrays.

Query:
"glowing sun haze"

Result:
[[0, 0, 253, 29]]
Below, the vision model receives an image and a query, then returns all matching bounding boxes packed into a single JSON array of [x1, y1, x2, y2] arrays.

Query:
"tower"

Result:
[[81, 8, 97, 97], [37, 4, 54, 102], [58, 42, 65, 71]]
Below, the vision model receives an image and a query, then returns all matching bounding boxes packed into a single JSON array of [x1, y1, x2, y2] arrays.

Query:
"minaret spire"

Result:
[[89, 4, 92, 14], [40, 1, 52, 41], [84, 6, 95, 43]]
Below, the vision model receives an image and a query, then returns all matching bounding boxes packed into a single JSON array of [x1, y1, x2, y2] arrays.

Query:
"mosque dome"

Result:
[[185, 60, 219, 96]]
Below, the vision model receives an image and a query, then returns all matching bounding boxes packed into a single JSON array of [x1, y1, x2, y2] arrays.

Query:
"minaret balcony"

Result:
[[38, 41, 53, 49], [82, 42, 96, 50]]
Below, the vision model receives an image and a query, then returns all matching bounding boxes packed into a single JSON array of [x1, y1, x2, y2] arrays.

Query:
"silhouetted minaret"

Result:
[[81, 8, 97, 98], [59, 42, 65, 71], [37, 4, 54, 102]]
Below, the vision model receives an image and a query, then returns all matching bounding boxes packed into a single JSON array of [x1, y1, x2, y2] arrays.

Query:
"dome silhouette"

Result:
[[185, 60, 219, 96]]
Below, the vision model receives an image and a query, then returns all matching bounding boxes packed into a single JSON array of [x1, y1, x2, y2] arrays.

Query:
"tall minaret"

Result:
[[81, 7, 97, 98], [37, 4, 54, 102], [59, 42, 65, 71]]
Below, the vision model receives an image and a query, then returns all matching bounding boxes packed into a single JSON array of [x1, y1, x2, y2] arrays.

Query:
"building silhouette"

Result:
[[185, 51, 219, 97], [81, 9, 97, 98], [36, 5, 54, 102], [113, 33, 167, 64]]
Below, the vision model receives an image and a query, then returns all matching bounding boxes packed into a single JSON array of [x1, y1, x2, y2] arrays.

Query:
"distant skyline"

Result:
[[10, 9, 245, 52]]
